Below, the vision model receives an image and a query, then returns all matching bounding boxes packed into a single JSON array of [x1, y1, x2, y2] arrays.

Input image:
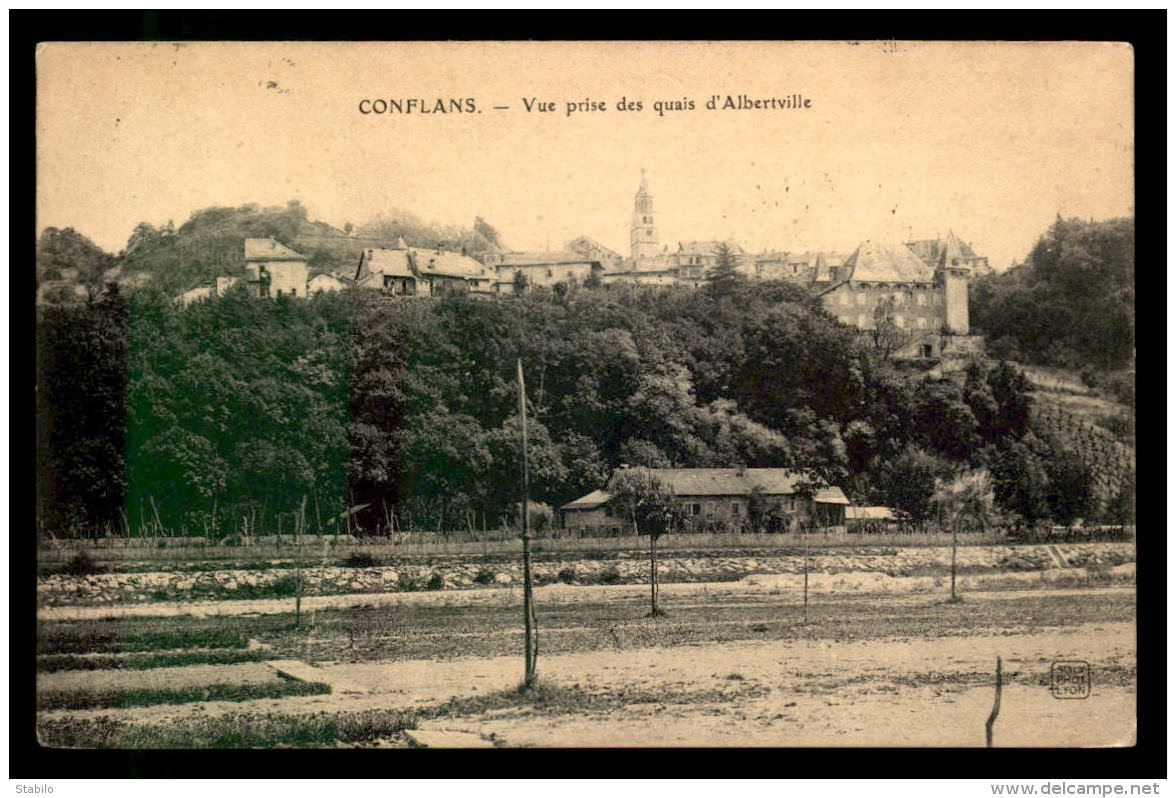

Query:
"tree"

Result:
[[969, 216, 1134, 370], [932, 469, 995, 602], [1044, 448, 1095, 526], [871, 295, 913, 359], [1104, 472, 1136, 528], [747, 485, 770, 533], [879, 446, 953, 521], [606, 469, 684, 616], [705, 241, 744, 298], [512, 269, 529, 296], [474, 216, 502, 249], [987, 440, 1051, 527]]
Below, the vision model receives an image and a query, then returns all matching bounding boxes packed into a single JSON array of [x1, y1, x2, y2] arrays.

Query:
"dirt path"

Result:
[[39, 620, 1135, 748], [36, 571, 1135, 622]]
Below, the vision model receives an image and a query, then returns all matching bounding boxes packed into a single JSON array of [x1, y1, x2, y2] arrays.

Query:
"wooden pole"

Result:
[[951, 519, 959, 601], [518, 359, 537, 687], [803, 519, 809, 625], [985, 656, 1002, 747]]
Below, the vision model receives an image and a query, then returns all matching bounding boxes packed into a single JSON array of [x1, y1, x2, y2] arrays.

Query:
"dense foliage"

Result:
[[37, 274, 1128, 538], [971, 216, 1134, 371], [36, 227, 115, 290]]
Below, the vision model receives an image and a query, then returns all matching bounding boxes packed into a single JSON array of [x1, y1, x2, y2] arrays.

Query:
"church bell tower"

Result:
[[630, 169, 659, 260]]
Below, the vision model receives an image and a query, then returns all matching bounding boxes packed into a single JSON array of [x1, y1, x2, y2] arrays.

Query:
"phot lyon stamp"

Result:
[[1050, 661, 1092, 699]]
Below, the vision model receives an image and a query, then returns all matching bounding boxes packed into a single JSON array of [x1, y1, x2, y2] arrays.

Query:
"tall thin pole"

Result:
[[518, 359, 537, 687], [803, 519, 809, 625], [986, 656, 1002, 747]]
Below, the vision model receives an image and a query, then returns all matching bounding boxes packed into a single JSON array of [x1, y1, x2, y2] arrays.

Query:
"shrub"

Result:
[[342, 551, 380, 569], [473, 566, 497, 585], [557, 566, 577, 585], [269, 574, 300, 597], [426, 572, 445, 591], [62, 552, 105, 576], [598, 567, 621, 585], [397, 569, 422, 592]]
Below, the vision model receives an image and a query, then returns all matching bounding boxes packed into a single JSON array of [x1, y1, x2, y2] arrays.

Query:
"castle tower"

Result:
[[936, 231, 970, 335], [630, 169, 659, 260]]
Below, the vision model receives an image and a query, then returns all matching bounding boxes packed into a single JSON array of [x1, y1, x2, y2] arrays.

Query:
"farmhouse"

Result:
[[560, 467, 850, 532], [479, 250, 604, 291], [354, 239, 495, 296], [307, 270, 353, 295], [244, 237, 309, 298]]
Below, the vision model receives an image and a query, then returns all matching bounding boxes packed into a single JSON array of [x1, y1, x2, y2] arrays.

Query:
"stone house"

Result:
[[672, 240, 747, 286], [558, 489, 613, 530], [244, 238, 309, 298], [354, 238, 495, 296], [481, 250, 604, 291], [307, 270, 352, 295], [560, 467, 850, 532], [566, 236, 627, 272]]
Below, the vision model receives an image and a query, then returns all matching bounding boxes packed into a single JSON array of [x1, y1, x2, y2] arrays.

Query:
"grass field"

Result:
[[36, 577, 1135, 748]]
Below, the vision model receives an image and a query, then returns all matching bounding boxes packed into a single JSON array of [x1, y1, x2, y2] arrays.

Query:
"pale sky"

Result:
[[36, 41, 1133, 271]]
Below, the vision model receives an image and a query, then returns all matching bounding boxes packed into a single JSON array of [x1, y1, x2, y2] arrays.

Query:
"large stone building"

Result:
[[814, 238, 976, 355]]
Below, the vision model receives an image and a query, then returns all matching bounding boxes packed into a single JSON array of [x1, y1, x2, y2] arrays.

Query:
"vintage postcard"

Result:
[[35, 40, 1135, 751]]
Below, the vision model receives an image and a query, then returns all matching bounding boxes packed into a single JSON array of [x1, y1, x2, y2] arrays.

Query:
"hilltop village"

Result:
[[175, 172, 993, 358]]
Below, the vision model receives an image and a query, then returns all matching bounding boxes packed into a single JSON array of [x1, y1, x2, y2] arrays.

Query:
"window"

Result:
[[789, 497, 796, 511], [894, 314, 904, 328], [732, 503, 741, 516], [647, 230, 652, 237], [276, 289, 282, 296], [894, 293, 903, 305], [920, 343, 934, 358], [839, 292, 849, 306], [856, 293, 866, 306], [917, 293, 926, 306], [917, 317, 926, 329], [691, 503, 702, 516], [290, 288, 296, 296], [546, 269, 553, 278], [858, 314, 868, 327]]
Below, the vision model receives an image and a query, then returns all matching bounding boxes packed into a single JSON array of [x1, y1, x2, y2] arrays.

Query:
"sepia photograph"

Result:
[[32, 39, 1137, 754]]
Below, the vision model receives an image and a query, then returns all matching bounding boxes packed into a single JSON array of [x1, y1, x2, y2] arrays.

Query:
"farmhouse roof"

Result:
[[636, 468, 848, 503], [355, 248, 415, 283], [415, 248, 493, 279], [560, 489, 612, 510], [566, 236, 623, 259], [308, 269, 353, 283], [494, 250, 600, 267], [843, 240, 935, 284], [244, 238, 307, 262], [355, 247, 491, 283], [676, 240, 745, 256]]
